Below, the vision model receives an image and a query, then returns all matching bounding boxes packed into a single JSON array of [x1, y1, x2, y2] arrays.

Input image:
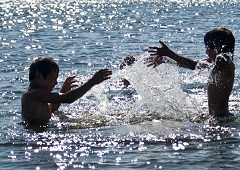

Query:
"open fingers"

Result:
[[63, 76, 76, 85], [64, 76, 75, 84], [61, 77, 78, 93], [158, 40, 166, 47], [103, 71, 112, 80], [101, 69, 112, 76], [148, 41, 166, 50], [149, 46, 159, 49], [145, 56, 154, 62], [95, 69, 112, 81], [144, 56, 155, 67]]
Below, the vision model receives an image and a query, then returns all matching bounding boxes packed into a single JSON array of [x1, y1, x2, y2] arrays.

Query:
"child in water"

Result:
[[119, 54, 137, 87], [146, 27, 235, 118], [21, 57, 112, 124]]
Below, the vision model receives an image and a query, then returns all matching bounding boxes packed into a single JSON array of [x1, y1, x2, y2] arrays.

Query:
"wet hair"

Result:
[[204, 27, 235, 54], [29, 57, 59, 81], [119, 54, 137, 70]]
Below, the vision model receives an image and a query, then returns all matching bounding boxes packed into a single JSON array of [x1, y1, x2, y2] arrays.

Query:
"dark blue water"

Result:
[[1, 0, 240, 169]]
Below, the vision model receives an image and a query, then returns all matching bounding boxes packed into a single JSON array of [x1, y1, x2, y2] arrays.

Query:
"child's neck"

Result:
[[29, 81, 40, 89]]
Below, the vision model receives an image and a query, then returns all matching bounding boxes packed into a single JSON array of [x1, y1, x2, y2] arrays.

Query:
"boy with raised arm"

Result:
[[146, 27, 235, 118], [21, 57, 112, 124]]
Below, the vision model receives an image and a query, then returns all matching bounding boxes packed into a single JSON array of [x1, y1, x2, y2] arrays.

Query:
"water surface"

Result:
[[1, 0, 240, 169]]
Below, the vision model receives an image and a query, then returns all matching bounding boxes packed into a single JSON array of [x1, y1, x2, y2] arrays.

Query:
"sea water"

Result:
[[1, 0, 240, 169]]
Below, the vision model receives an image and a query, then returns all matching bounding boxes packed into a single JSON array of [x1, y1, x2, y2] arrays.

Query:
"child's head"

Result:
[[119, 54, 137, 70], [29, 57, 59, 81], [204, 27, 235, 54]]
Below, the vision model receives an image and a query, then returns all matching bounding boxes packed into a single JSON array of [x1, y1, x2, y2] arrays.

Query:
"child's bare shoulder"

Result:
[[215, 53, 234, 68], [23, 88, 50, 100]]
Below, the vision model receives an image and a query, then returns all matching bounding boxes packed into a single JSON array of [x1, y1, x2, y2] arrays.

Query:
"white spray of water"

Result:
[[59, 52, 204, 127], [90, 52, 202, 123]]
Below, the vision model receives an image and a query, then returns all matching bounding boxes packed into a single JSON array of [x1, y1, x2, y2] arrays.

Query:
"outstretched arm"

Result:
[[146, 41, 198, 70], [41, 68, 112, 105], [50, 76, 78, 112]]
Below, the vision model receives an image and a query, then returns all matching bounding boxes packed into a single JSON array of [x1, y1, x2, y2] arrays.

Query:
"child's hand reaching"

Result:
[[146, 41, 171, 68], [90, 68, 112, 85], [61, 76, 78, 93], [145, 55, 165, 68]]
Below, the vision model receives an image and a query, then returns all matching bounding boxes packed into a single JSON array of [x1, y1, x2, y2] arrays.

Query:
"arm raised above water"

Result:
[[50, 76, 78, 112], [146, 41, 198, 70], [42, 68, 112, 104]]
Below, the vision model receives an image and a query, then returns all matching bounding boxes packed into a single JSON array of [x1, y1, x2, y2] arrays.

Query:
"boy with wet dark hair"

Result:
[[119, 54, 137, 87], [119, 54, 137, 70], [204, 28, 235, 54], [28, 57, 59, 81], [146, 27, 235, 118], [22, 57, 112, 124]]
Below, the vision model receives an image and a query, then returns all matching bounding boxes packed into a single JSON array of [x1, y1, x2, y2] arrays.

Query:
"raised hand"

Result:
[[146, 41, 171, 68], [61, 76, 78, 93], [149, 41, 170, 56], [90, 68, 112, 85], [145, 55, 165, 68]]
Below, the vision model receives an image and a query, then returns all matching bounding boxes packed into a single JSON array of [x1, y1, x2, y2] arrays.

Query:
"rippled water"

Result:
[[1, 0, 240, 169]]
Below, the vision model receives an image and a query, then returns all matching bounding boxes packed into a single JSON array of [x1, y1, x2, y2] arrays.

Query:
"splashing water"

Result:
[[58, 52, 204, 128], [113, 52, 202, 122]]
